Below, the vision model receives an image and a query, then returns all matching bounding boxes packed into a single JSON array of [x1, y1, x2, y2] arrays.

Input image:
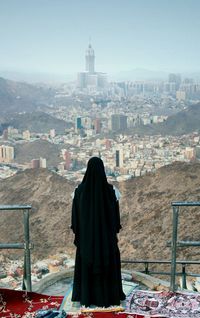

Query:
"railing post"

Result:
[[23, 209, 32, 292], [145, 262, 149, 274], [170, 205, 179, 291], [182, 263, 187, 289], [0, 205, 32, 292]]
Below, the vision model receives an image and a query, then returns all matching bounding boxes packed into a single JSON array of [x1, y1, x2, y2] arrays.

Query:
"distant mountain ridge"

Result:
[[0, 77, 55, 114], [0, 70, 75, 83]]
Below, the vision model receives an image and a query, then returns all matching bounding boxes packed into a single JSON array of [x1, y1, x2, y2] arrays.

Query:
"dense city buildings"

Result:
[[0, 45, 200, 181], [111, 114, 128, 131], [31, 158, 47, 169], [0, 145, 14, 163]]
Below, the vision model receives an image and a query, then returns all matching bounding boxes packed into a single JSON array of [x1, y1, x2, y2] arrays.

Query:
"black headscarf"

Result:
[[72, 157, 120, 273]]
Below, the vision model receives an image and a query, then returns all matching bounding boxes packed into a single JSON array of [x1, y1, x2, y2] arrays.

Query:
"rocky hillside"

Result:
[[14, 140, 63, 167], [0, 169, 75, 261], [0, 77, 55, 114], [1, 163, 200, 266], [131, 102, 200, 136], [118, 161, 200, 262], [155, 102, 200, 135], [3, 111, 70, 134]]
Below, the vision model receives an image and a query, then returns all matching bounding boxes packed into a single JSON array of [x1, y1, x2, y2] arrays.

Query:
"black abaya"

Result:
[[71, 157, 125, 307]]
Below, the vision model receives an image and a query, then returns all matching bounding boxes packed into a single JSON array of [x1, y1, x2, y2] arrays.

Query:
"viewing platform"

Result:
[[1, 201, 200, 317]]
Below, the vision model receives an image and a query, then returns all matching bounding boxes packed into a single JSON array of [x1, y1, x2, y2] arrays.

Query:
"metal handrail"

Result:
[[0, 205, 33, 291], [121, 259, 200, 289], [170, 201, 200, 292], [122, 259, 200, 265], [172, 202, 200, 206]]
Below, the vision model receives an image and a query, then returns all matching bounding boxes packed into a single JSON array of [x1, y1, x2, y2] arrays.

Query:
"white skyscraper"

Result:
[[85, 44, 95, 73]]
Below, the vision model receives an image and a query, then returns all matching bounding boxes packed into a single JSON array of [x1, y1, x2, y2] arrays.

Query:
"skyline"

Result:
[[0, 0, 200, 82]]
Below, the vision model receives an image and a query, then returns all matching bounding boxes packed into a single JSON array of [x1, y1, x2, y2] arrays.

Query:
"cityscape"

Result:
[[1, 0, 200, 294], [0, 42, 200, 182]]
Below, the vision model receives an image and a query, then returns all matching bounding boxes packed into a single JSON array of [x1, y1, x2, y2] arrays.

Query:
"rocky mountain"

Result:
[[1, 162, 200, 268], [0, 169, 75, 261], [155, 102, 200, 135], [132, 102, 200, 136], [3, 111, 70, 134], [118, 161, 200, 262], [14, 140, 64, 167], [0, 77, 56, 114]]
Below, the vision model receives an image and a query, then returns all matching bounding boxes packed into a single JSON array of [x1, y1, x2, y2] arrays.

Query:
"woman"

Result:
[[71, 157, 125, 307]]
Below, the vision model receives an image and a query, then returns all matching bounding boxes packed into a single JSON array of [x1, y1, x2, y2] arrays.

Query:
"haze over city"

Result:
[[0, 0, 200, 82], [2, 0, 200, 306]]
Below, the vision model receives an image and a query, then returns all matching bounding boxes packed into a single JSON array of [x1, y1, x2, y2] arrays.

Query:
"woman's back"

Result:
[[71, 157, 125, 307]]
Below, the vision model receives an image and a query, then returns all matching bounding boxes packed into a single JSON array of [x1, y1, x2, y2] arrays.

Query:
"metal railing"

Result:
[[121, 259, 200, 289], [0, 205, 33, 291], [122, 201, 200, 292], [169, 201, 200, 291], [1, 201, 199, 293]]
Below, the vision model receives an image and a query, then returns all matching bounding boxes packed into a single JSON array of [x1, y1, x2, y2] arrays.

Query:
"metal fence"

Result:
[[0, 205, 33, 291], [122, 201, 200, 292], [121, 259, 200, 289], [170, 201, 200, 291], [1, 201, 200, 293]]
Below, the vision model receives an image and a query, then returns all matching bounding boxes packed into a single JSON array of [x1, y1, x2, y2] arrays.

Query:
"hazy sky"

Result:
[[0, 0, 200, 77]]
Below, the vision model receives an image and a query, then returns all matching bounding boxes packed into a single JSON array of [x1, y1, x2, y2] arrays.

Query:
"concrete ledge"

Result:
[[32, 268, 74, 293], [131, 270, 170, 291], [32, 268, 171, 295], [32, 268, 135, 294]]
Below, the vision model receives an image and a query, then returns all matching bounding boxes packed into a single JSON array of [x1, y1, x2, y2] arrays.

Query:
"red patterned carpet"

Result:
[[2, 288, 200, 318], [0, 288, 63, 318]]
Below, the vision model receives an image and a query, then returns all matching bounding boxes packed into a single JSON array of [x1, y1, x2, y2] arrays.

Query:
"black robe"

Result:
[[71, 157, 125, 307]]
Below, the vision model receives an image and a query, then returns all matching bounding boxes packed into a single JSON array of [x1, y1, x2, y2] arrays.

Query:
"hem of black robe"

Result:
[[71, 294, 126, 308]]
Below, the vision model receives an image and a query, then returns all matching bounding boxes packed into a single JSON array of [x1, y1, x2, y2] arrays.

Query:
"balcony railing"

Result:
[[0, 205, 33, 291], [1, 201, 200, 293], [121, 259, 200, 289], [122, 201, 200, 292]]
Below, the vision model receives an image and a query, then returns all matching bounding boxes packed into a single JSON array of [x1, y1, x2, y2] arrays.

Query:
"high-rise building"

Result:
[[97, 73, 107, 88], [196, 146, 200, 160], [81, 116, 92, 129], [2, 129, 8, 140], [85, 44, 95, 73], [7, 127, 18, 137], [94, 118, 101, 134], [105, 139, 112, 150], [40, 157, 47, 168], [184, 147, 195, 160], [31, 159, 40, 168], [31, 157, 46, 168], [111, 114, 127, 131], [77, 72, 87, 89], [75, 117, 82, 131], [23, 130, 31, 140], [168, 73, 181, 90], [63, 150, 71, 170], [77, 43, 107, 91], [49, 129, 56, 138], [0, 145, 14, 162], [116, 149, 123, 168]]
